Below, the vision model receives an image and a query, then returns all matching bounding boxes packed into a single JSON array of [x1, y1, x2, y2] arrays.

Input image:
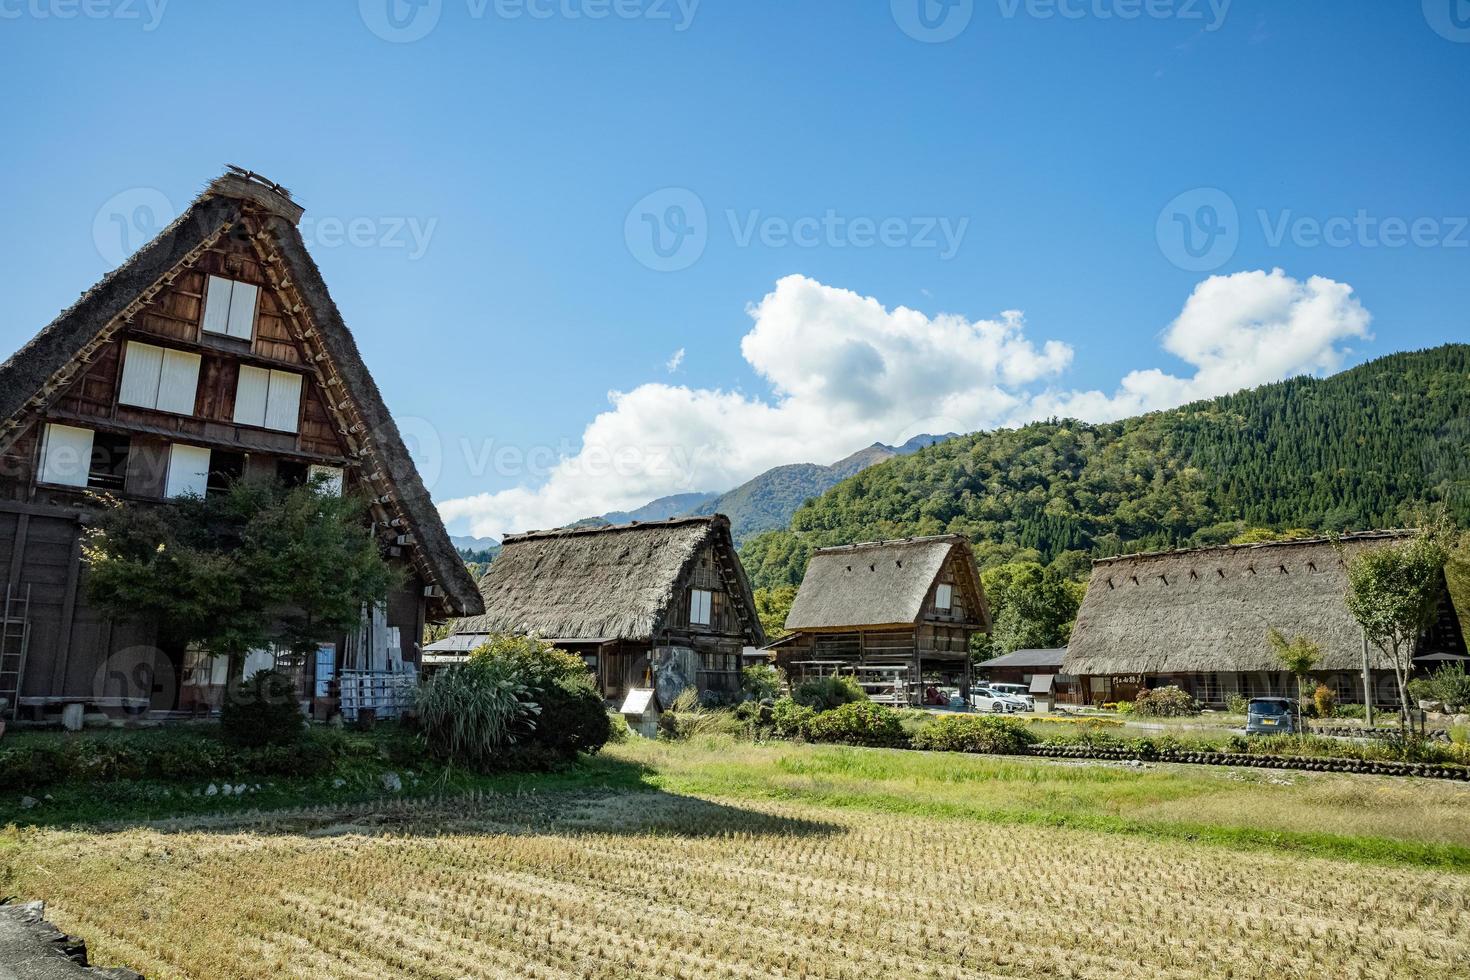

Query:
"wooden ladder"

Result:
[[714, 551, 754, 637], [0, 585, 31, 720]]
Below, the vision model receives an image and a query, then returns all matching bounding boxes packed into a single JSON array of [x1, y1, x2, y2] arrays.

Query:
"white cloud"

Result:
[[1023, 268, 1372, 421], [665, 347, 685, 373], [438, 270, 1371, 539]]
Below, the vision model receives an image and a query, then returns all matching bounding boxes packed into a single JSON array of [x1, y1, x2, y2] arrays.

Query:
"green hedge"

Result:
[[0, 727, 388, 793], [910, 715, 1038, 754]]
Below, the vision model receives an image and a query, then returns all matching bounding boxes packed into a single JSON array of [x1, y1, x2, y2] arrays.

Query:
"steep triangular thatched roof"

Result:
[[0, 169, 482, 618], [785, 535, 989, 631], [451, 515, 765, 644], [1063, 532, 1466, 676]]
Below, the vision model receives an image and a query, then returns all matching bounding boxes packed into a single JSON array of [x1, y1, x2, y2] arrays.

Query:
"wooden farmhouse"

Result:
[[1062, 532, 1468, 708], [0, 169, 483, 721], [429, 516, 766, 703], [775, 535, 990, 705]]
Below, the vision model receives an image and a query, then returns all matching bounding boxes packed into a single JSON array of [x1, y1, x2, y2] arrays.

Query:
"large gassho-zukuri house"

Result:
[[774, 535, 991, 705], [0, 169, 483, 721], [1062, 532, 1468, 708], [428, 515, 766, 703]]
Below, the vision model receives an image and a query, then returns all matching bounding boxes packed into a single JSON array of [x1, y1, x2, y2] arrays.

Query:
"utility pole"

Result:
[[1361, 629, 1374, 727]]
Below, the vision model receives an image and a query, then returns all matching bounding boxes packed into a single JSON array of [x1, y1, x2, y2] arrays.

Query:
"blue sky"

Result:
[[2, 0, 1467, 538]]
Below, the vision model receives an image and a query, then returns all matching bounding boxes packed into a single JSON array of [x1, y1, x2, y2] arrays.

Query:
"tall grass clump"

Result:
[[417, 657, 537, 770]]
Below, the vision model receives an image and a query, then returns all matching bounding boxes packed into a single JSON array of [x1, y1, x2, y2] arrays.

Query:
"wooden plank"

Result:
[[6, 514, 29, 590], [51, 530, 83, 694]]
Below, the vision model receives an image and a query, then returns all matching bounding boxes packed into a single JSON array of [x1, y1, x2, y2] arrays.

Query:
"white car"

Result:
[[989, 683, 1036, 711], [971, 688, 1021, 713]]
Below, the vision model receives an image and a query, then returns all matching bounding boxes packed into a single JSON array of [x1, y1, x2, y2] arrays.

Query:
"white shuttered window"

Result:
[[202, 275, 259, 340], [165, 444, 211, 499], [935, 584, 953, 611], [232, 365, 271, 427], [118, 342, 200, 415], [689, 589, 713, 627], [264, 371, 303, 432], [38, 424, 95, 488], [233, 365, 303, 433]]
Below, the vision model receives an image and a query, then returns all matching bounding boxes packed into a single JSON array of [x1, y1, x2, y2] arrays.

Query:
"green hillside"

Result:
[[741, 344, 1470, 590]]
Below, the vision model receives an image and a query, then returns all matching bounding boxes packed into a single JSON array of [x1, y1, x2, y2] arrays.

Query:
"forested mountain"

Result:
[[741, 345, 1470, 590], [602, 492, 720, 525]]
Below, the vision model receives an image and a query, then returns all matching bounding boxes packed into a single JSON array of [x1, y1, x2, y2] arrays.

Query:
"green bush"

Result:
[[531, 678, 612, 759], [910, 715, 1039, 754], [771, 697, 817, 739], [1225, 693, 1250, 715], [792, 675, 866, 711], [1131, 686, 1200, 718], [806, 701, 906, 748], [220, 669, 306, 748], [605, 712, 633, 743], [741, 664, 782, 701]]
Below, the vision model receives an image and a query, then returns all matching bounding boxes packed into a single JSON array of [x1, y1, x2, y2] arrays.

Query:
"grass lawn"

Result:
[[2, 737, 1468, 979]]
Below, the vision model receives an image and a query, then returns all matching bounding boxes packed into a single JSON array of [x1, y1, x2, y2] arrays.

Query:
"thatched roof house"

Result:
[[439, 515, 765, 701], [785, 535, 990, 632], [0, 168, 479, 719], [779, 535, 989, 706], [1063, 532, 1467, 706]]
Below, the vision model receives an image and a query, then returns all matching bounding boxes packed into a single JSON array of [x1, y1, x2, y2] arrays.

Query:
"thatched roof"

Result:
[[0, 169, 482, 618], [450, 515, 765, 644], [1063, 532, 1442, 676], [980, 648, 1067, 670], [785, 534, 989, 631]]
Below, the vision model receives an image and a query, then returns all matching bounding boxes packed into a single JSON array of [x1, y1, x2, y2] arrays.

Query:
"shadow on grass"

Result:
[[0, 753, 842, 842]]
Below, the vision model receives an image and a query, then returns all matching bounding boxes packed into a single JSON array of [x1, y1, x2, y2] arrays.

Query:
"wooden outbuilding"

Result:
[[430, 515, 766, 703], [0, 169, 483, 721], [776, 535, 990, 705], [1062, 532, 1468, 708]]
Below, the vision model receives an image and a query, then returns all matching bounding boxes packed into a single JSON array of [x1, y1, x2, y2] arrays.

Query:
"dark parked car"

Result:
[[1246, 697, 1297, 735]]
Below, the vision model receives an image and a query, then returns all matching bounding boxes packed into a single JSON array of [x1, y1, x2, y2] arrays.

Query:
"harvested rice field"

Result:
[[3, 738, 1469, 979]]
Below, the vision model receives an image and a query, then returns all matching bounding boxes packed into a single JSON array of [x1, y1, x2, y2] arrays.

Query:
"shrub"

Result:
[[1132, 686, 1200, 718], [1411, 662, 1470, 712], [605, 712, 633, 743], [792, 675, 865, 712], [806, 702, 906, 748], [1334, 703, 1368, 720], [416, 658, 536, 770], [531, 678, 612, 759], [1115, 701, 1135, 716], [220, 669, 306, 748], [771, 697, 817, 740], [1312, 684, 1338, 720], [1225, 693, 1250, 715], [741, 664, 782, 701], [470, 634, 591, 689], [910, 715, 1038, 754]]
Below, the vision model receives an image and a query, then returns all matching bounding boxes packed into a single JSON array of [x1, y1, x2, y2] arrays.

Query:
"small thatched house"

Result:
[[430, 515, 765, 703], [777, 535, 990, 705], [1063, 532, 1468, 708]]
